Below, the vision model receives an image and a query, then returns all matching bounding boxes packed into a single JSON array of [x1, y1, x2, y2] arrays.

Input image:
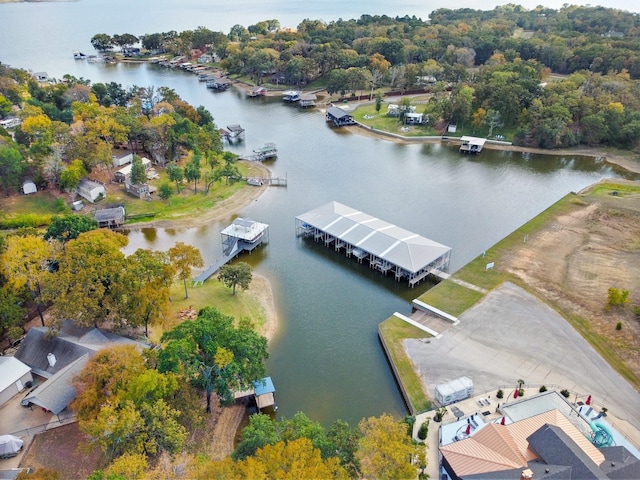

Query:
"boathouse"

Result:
[[299, 93, 317, 108], [234, 376, 276, 412], [193, 218, 269, 284], [282, 91, 301, 102], [295, 202, 451, 286], [94, 206, 125, 229], [221, 124, 245, 142], [459, 136, 486, 154], [326, 107, 356, 127]]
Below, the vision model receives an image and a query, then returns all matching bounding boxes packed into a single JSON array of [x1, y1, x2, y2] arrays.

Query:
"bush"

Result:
[[634, 305, 640, 316], [496, 389, 504, 399], [518, 388, 525, 397], [608, 287, 629, 306], [560, 389, 571, 398], [616, 321, 623, 330], [417, 420, 429, 440], [0, 213, 52, 229], [402, 415, 416, 436], [539, 385, 547, 393]]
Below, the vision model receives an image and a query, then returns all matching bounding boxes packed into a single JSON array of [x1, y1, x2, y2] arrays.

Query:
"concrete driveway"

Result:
[[405, 282, 640, 446]]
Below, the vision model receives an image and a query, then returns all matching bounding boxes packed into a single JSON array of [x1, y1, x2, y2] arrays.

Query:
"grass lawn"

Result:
[[417, 281, 485, 317], [378, 316, 432, 414], [149, 278, 266, 344], [350, 101, 441, 137]]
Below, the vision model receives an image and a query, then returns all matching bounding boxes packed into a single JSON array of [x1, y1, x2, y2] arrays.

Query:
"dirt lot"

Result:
[[501, 180, 640, 385]]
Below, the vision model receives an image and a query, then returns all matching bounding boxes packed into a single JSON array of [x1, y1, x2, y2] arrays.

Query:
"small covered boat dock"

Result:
[[326, 107, 356, 127], [240, 143, 277, 162], [234, 376, 277, 412], [220, 124, 245, 143], [282, 90, 301, 102], [459, 136, 486, 154], [295, 201, 451, 286], [193, 218, 269, 284]]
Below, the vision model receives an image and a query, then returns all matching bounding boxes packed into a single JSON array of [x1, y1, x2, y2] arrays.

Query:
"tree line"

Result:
[[0, 63, 243, 201]]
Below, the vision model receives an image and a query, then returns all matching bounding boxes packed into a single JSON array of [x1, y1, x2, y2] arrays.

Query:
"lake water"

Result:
[[1, 0, 638, 426]]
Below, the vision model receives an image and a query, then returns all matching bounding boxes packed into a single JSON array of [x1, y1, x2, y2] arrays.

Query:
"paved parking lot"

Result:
[[405, 281, 640, 447]]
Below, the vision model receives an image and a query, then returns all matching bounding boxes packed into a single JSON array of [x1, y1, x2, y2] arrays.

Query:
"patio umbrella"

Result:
[[501, 416, 506, 425], [465, 424, 471, 435], [513, 388, 519, 399], [586, 395, 592, 405]]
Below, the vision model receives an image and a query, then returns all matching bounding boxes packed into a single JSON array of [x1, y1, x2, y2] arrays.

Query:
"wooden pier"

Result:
[[243, 175, 287, 187]]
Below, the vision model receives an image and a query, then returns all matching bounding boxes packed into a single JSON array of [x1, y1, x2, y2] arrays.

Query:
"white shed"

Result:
[[114, 157, 151, 183], [22, 180, 37, 195], [76, 178, 106, 203], [0, 357, 33, 407], [435, 376, 474, 406], [112, 152, 133, 168]]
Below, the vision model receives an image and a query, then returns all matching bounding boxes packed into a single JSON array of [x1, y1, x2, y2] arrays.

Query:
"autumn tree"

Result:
[[74, 345, 186, 461], [59, 159, 88, 194], [168, 241, 203, 299], [158, 307, 268, 413], [0, 235, 52, 326], [43, 229, 129, 330], [126, 249, 174, 338], [218, 262, 252, 295], [357, 414, 420, 480], [206, 438, 349, 479]]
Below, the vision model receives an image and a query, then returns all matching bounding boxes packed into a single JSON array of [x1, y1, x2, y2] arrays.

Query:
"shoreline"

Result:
[[344, 123, 640, 174]]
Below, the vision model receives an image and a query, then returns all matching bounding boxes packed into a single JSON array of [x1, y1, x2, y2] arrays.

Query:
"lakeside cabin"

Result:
[[326, 107, 356, 127], [459, 136, 487, 154]]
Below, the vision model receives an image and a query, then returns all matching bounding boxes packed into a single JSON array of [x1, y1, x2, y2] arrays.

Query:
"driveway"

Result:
[[405, 282, 640, 446]]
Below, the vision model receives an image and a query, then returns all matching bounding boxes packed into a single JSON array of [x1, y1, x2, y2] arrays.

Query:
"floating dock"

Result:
[[295, 201, 451, 286], [193, 218, 269, 284]]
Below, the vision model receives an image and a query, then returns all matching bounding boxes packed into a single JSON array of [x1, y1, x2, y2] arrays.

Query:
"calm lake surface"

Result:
[[1, 0, 638, 426]]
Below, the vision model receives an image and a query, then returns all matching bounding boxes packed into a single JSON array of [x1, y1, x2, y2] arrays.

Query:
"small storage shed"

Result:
[[114, 157, 151, 183], [435, 376, 474, 406], [112, 152, 133, 168], [0, 357, 33, 407], [76, 179, 106, 203], [22, 180, 37, 195]]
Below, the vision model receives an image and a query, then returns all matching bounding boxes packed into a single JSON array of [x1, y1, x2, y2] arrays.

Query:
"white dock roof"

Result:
[[296, 201, 451, 273]]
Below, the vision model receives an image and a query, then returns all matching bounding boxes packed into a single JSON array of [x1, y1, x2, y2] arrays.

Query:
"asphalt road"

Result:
[[405, 282, 640, 442]]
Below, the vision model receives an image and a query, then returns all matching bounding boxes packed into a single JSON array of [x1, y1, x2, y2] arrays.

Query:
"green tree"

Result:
[[168, 242, 203, 299], [158, 307, 268, 412], [59, 159, 87, 194], [0, 144, 24, 197], [91, 33, 113, 52], [0, 287, 25, 345], [158, 182, 173, 202], [357, 414, 419, 480], [166, 163, 184, 193], [44, 214, 98, 243], [218, 262, 252, 295], [233, 413, 279, 460], [184, 157, 201, 193], [129, 155, 147, 185]]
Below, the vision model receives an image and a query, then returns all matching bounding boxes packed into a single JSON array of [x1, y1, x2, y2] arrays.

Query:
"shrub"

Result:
[[402, 415, 416, 436], [608, 287, 629, 306], [0, 213, 52, 229], [539, 385, 547, 393], [496, 389, 504, 399], [616, 321, 622, 330], [417, 420, 429, 440], [518, 388, 525, 397], [560, 389, 571, 398], [634, 305, 640, 316]]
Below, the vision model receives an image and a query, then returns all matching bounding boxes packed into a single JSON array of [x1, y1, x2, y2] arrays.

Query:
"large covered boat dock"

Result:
[[295, 201, 451, 286]]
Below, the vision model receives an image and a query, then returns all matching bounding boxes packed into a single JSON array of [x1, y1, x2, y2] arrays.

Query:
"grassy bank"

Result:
[[378, 180, 640, 410], [148, 277, 266, 344], [378, 316, 432, 414]]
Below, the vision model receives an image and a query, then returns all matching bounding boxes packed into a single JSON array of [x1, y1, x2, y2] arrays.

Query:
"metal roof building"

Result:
[[295, 201, 451, 286]]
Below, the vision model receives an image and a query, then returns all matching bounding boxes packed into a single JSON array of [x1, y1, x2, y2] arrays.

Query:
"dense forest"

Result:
[[90, 4, 640, 150]]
